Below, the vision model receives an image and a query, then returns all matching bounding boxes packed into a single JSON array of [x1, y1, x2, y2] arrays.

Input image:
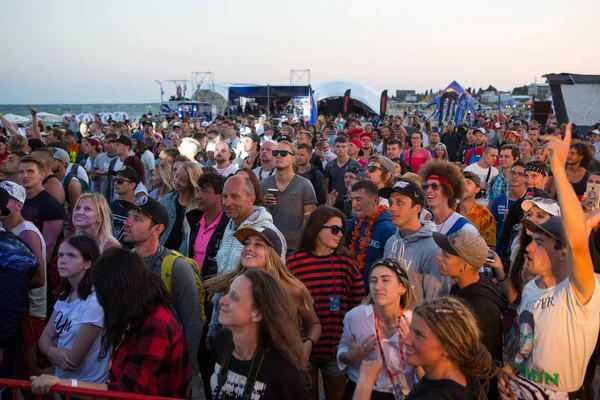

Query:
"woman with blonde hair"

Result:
[[72, 192, 120, 253], [433, 143, 449, 161], [354, 296, 506, 400], [204, 227, 321, 366], [338, 258, 417, 399], [161, 161, 201, 255], [149, 163, 173, 202]]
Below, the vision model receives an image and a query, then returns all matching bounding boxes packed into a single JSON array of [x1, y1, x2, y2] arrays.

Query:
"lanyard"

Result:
[[373, 311, 405, 383]]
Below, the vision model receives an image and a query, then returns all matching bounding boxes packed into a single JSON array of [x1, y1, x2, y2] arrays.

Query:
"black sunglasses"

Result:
[[422, 182, 441, 191], [323, 225, 344, 235], [365, 165, 382, 173], [114, 178, 132, 184], [272, 150, 290, 157]]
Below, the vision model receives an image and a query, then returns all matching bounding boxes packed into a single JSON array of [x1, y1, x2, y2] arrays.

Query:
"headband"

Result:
[[426, 175, 454, 192], [525, 165, 548, 176]]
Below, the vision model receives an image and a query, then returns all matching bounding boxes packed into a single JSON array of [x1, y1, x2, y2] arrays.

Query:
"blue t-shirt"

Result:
[[490, 193, 517, 259]]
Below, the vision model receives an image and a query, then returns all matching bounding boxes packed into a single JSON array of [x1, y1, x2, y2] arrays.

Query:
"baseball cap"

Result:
[[235, 227, 284, 256], [430, 127, 440, 133], [346, 128, 363, 139], [132, 132, 144, 142], [474, 127, 486, 135], [264, 125, 274, 132], [243, 132, 260, 143], [433, 228, 488, 268], [371, 155, 396, 177], [588, 129, 600, 136], [52, 147, 70, 164], [87, 138, 101, 149], [277, 134, 293, 143], [379, 179, 425, 206], [109, 165, 141, 184], [521, 216, 565, 248], [119, 195, 170, 228], [463, 171, 481, 187], [169, 133, 179, 139], [28, 138, 45, 152], [0, 187, 11, 217], [350, 138, 364, 156], [0, 181, 26, 204], [360, 132, 373, 140], [521, 197, 560, 217], [115, 135, 132, 147]]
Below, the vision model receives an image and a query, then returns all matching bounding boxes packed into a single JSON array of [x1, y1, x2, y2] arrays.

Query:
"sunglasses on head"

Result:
[[422, 182, 441, 191], [114, 177, 131, 184], [528, 196, 557, 204], [323, 225, 344, 235], [272, 150, 290, 157], [366, 165, 382, 173]]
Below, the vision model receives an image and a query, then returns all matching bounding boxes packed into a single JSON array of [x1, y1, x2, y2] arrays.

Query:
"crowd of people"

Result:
[[0, 105, 599, 400]]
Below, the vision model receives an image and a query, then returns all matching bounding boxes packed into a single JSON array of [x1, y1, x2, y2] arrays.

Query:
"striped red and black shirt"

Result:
[[287, 251, 365, 360]]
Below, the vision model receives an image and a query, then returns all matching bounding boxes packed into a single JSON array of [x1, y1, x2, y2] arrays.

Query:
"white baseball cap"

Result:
[[0, 181, 26, 204]]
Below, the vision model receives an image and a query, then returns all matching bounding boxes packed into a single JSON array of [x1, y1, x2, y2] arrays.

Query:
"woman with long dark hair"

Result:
[[288, 206, 365, 400], [212, 269, 311, 399], [37, 235, 109, 384], [31, 248, 190, 398]]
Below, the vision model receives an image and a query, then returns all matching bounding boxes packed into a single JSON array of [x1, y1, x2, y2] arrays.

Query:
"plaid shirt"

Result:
[[107, 306, 190, 398], [488, 172, 510, 202]]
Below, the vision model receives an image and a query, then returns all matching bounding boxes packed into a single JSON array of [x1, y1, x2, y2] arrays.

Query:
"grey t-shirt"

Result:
[[92, 153, 119, 196], [260, 174, 317, 252]]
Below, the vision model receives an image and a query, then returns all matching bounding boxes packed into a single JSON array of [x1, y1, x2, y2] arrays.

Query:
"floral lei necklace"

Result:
[[350, 205, 388, 270]]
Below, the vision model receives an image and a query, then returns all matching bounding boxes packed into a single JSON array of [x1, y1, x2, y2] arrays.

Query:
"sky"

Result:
[[2, 0, 599, 104]]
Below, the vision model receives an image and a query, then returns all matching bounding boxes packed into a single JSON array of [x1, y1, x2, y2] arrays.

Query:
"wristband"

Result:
[[71, 379, 78, 387], [303, 338, 316, 348]]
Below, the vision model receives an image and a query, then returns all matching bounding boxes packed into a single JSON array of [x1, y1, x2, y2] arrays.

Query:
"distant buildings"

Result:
[[527, 83, 550, 99]]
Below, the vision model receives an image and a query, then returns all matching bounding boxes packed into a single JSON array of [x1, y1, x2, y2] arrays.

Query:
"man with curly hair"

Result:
[[419, 160, 476, 235]]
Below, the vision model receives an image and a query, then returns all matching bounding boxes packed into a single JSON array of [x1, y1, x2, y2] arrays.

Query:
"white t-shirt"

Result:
[[463, 163, 499, 207], [253, 166, 274, 182], [139, 150, 155, 189], [53, 289, 109, 383], [12, 221, 47, 319], [515, 277, 600, 395], [215, 164, 238, 178]]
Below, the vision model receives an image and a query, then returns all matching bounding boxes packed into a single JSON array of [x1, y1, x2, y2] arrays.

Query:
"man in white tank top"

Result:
[[0, 181, 47, 381]]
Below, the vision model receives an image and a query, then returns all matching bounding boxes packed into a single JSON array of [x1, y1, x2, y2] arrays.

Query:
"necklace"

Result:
[[350, 205, 388, 271]]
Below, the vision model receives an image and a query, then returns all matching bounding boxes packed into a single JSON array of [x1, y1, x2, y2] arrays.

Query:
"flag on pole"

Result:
[[155, 80, 164, 96], [308, 85, 318, 126]]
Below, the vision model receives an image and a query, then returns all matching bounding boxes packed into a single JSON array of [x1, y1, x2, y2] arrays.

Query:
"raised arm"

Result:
[[29, 106, 42, 140], [543, 123, 598, 304], [0, 113, 20, 137]]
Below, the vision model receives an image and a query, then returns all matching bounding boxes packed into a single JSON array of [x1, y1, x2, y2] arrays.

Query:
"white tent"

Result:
[[313, 80, 382, 113]]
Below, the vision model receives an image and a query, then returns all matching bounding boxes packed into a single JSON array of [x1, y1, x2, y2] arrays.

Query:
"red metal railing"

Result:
[[0, 378, 183, 400]]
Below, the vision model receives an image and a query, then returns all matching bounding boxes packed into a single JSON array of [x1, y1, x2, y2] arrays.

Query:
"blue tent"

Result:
[[425, 81, 480, 125]]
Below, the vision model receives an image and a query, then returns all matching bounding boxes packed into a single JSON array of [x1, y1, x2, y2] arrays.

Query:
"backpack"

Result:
[[63, 172, 90, 201], [161, 250, 207, 324]]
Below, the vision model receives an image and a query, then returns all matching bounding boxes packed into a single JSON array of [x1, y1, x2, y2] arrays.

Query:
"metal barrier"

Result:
[[0, 378, 183, 400]]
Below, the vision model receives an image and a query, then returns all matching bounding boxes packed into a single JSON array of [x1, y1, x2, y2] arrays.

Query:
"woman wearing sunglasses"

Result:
[[287, 206, 365, 400], [352, 297, 506, 400], [337, 258, 417, 400], [204, 226, 322, 368], [419, 160, 475, 235]]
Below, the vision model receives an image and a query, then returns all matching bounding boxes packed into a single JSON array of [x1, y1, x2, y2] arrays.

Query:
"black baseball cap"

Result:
[[109, 165, 141, 184], [278, 134, 293, 143], [379, 179, 425, 206], [521, 216, 565, 248], [243, 132, 261, 143], [119, 195, 170, 228], [115, 135, 132, 147]]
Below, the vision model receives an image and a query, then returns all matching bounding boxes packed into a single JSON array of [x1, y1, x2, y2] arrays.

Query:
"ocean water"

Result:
[[0, 103, 160, 125]]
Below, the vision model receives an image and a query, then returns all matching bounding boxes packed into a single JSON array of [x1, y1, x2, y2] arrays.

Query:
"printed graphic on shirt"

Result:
[[212, 364, 267, 400], [112, 214, 128, 242], [54, 311, 73, 336]]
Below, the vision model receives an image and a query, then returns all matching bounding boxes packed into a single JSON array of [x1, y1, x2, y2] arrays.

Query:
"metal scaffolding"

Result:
[[290, 69, 311, 86]]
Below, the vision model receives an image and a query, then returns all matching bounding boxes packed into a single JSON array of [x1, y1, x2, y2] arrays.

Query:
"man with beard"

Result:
[[214, 141, 238, 177], [426, 127, 441, 157], [441, 121, 461, 162], [0, 151, 25, 183], [359, 132, 374, 164], [464, 127, 488, 166], [261, 141, 317, 253]]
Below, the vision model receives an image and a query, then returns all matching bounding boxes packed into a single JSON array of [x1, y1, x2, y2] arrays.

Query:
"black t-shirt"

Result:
[[406, 376, 481, 400], [22, 189, 65, 233], [164, 198, 184, 251], [110, 200, 129, 244], [211, 329, 311, 400], [324, 158, 361, 210]]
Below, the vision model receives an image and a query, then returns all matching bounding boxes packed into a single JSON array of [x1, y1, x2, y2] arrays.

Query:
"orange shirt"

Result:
[[460, 202, 497, 248]]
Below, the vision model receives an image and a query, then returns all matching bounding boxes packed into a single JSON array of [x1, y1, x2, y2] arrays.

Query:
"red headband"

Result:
[[427, 175, 454, 192]]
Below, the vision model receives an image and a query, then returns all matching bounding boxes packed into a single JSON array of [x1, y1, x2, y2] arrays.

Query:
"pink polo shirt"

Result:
[[193, 211, 224, 272], [403, 147, 432, 173]]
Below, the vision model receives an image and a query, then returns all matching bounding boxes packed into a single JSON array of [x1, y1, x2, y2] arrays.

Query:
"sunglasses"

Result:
[[114, 178, 132, 184], [422, 182, 441, 191], [527, 196, 557, 204], [510, 171, 526, 177], [272, 150, 290, 157], [365, 165, 382, 173], [323, 225, 344, 235]]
